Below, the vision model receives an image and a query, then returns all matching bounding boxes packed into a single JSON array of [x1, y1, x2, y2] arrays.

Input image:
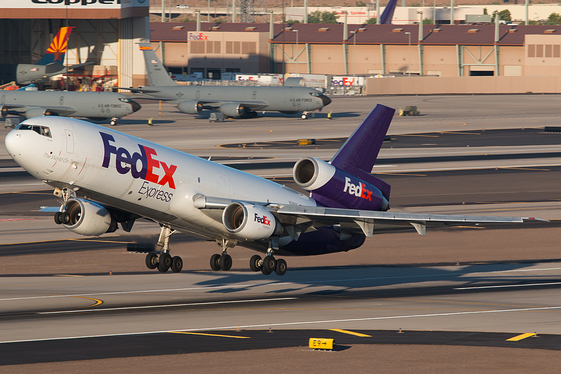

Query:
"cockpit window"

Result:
[[119, 98, 134, 103], [16, 124, 51, 138], [309, 92, 321, 97]]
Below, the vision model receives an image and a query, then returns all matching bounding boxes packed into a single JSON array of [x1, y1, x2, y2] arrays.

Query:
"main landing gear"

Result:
[[209, 237, 288, 276], [145, 226, 183, 273]]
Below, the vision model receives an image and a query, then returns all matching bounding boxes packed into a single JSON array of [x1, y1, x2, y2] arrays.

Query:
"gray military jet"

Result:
[[1, 91, 141, 126], [117, 43, 331, 119]]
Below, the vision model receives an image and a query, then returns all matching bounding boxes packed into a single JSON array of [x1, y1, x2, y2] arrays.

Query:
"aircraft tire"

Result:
[[145, 253, 158, 269], [275, 259, 287, 276], [220, 254, 232, 271], [158, 253, 172, 272], [261, 256, 276, 275], [210, 254, 221, 271], [61, 212, 71, 225], [249, 255, 262, 272], [110, 118, 118, 126], [171, 256, 183, 273], [54, 212, 62, 225]]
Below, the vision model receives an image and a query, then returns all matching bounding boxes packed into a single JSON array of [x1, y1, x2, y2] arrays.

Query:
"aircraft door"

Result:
[[60, 96, 64, 105], [65, 129, 74, 154], [1, 95, 4, 104], [196, 90, 200, 99], [252, 91, 256, 100]]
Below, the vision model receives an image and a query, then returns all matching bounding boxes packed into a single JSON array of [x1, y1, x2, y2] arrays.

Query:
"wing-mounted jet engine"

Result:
[[222, 202, 284, 241], [177, 100, 203, 114], [54, 198, 117, 236]]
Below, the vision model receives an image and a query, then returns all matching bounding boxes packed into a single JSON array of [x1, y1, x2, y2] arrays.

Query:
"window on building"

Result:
[[242, 42, 256, 54], [190, 41, 205, 54], [528, 45, 535, 58], [545, 44, 553, 58], [536, 45, 544, 58]]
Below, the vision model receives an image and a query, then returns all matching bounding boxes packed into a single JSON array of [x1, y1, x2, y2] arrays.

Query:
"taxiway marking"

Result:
[[330, 329, 371, 337], [506, 333, 537, 342], [170, 332, 250, 339], [455, 282, 561, 290]]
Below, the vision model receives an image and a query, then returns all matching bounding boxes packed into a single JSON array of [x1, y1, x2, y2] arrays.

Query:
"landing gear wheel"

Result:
[[210, 254, 221, 271], [275, 259, 287, 276], [145, 253, 158, 269], [261, 256, 276, 275], [158, 253, 172, 272], [61, 212, 70, 225], [171, 256, 183, 273], [220, 254, 232, 271], [110, 117, 118, 126], [54, 212, 62, 225], [249, 255, 262, 272]]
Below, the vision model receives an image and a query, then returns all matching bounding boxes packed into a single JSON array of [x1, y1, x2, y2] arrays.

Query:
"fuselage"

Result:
[[143, 85, 331, 112], [0, 91, 140, 119], [5, 117, 315, 249]]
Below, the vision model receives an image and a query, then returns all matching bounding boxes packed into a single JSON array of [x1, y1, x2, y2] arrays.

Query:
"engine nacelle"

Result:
[[222, 202, 282, 240], [178, 100, 203, 114], [293, 157, 389, 211], [25, 107, 54, 118], [219, 103, 245, 117], [0, 106, 8, 118], [63, 199, 115, 236]]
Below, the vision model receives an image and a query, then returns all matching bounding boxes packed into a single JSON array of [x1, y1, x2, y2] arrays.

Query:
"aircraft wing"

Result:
[[112, 87, 163, 94], [274, 205, 544, 237], [2, 104, 77, 117], [198, 100, 270, 111]]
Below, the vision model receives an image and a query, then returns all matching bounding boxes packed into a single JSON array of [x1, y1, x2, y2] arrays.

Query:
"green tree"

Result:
[[308, 10, 339, 23], [355, 1, 367, 6], [545, 12, 561, 25], [492, 9, 512, 22], [423, 18, 433, 24], [365, 17, 377, 24]]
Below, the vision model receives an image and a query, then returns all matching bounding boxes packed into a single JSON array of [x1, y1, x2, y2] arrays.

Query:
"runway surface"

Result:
[[2, 94, 561, 372]]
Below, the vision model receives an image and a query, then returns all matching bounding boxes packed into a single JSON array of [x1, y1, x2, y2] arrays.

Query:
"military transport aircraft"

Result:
[[116, 43, 332, 119], [4, 105, 540, 275], [0, 27, 92, 86], [1, 90, 141, 126]]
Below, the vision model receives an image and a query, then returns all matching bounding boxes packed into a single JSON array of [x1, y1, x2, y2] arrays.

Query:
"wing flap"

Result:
[[276, 205, 544, 236]]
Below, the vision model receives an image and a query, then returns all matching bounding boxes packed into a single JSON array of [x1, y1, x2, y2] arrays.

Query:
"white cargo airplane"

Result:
[[4, 105, 541, 275]]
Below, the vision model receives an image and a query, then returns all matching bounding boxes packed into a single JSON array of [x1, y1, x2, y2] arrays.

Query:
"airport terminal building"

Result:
[[0, 0, 149, 88]]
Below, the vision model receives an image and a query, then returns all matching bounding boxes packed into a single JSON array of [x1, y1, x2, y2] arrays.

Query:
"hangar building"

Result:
[[0, 0, 149, 88]]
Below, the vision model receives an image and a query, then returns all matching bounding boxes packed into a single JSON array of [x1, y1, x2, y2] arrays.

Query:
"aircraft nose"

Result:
[[4, 129, 23, 159], [130, 100, 142, 113], [319, 94, 332, 107]]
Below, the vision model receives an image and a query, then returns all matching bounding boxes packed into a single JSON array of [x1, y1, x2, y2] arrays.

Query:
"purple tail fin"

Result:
[[379, 0, 398, 24], [330, 104, 394, 199]]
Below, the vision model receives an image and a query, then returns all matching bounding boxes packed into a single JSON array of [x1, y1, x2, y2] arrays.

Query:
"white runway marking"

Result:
[[38, 297, 297, 314], [2, 305, 561, 345], [455, 282, 561, 290]]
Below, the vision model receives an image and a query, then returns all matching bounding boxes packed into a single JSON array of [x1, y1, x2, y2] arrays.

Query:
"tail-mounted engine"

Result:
[[293, 157, 389, 211], [222, 202, 283, 240], [178, 100, 203, 114], [57, 198, 117, 236]]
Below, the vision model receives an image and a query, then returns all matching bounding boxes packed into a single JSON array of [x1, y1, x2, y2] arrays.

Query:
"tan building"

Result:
[[151, 22, 561, 93]]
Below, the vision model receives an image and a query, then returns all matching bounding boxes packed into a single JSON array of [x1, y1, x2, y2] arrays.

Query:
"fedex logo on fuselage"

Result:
[[343, 177, 372, 201], [100, 132, 177, 189], [254, 213, 271, 226]]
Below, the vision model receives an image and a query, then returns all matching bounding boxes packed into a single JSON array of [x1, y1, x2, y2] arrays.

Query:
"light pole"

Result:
[[293, 29, 299, 75], [351, 30, 358, 79], [405, 31, 411, 77]]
